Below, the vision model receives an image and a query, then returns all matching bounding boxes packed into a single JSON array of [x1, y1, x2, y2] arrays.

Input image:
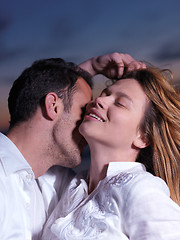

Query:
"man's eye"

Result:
[[99, 90, 107, 97], [99, 88, 110, 97], [99, 92, 106, 97]]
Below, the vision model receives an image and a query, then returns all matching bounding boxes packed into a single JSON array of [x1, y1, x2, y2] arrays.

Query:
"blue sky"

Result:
[[0, 0, 180, 130]]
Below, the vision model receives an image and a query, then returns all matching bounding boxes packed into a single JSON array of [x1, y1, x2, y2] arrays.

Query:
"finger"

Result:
[[141, 62, 146, 69], [116, 63, 125, 78], [120, 54, 136, 65], [110, 53, 136, 77], [92, 55, 112, 72], [126, 61, 146, 72], [110, 53, 135, 64]]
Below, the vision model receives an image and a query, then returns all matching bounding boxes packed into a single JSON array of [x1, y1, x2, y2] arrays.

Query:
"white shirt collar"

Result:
[[106, 161, 146, 178], [0, 132, 32, 176], [79, 162, 146, 193]]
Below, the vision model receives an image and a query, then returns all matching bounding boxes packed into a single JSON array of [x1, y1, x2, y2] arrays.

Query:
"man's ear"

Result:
[[44, 92, 64, 120], [133, 130, 149, 149]]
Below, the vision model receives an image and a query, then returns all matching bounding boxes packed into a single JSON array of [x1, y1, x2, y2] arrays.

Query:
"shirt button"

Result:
[[26, 202, 30, 208], [26, 173, 33, 183], [26, 173, 33, 180], [55, 219, 60, 224]]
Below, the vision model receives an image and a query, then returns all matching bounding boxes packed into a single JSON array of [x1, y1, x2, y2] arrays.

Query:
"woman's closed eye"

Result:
[[115, 95, 133, 109], [115, 101, 125, 107]]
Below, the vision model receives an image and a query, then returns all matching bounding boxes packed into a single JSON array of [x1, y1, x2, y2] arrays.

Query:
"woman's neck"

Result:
[[88, 144, 138, 194], [88, 156, 108, 194]]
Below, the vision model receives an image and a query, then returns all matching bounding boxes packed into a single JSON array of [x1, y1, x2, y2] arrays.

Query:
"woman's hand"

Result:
[[79, 52, 146, 79]]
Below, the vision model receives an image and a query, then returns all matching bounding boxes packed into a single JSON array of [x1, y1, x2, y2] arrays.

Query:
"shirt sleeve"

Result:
[[0, 181, 14, 237], [122, 174, 180, 240]]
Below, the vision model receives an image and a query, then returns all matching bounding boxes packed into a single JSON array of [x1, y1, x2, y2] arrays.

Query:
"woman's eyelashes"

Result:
[[99, 90, 127, 108], [115, 101, 126, 108]]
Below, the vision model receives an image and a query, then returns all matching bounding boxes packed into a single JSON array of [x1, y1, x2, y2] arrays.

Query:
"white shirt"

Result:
[[42, 162, 180, 240], [0, 133, 75, 240]]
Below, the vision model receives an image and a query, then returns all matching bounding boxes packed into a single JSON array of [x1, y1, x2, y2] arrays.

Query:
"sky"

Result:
[[0, 0, 180, 132]]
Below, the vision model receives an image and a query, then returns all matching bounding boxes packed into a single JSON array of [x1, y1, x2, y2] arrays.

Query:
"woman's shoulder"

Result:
[[105, 164, 170, 203], [126, 171, 170, 196]]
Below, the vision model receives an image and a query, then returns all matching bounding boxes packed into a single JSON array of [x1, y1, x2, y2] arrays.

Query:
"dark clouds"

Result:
[[51, 17, 76, 44], [0, 47, 27, 63], [153, 38, 180, 62], [0, 15, 11, 34], [1, 1, 180, 70], [0, 14, 26, 63], [49, 2, 101, 45]]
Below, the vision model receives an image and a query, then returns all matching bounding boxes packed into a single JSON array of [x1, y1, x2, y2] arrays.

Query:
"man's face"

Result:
[[53, 77, 92, 168]]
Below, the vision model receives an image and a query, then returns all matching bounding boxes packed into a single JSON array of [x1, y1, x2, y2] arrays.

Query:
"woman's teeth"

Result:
[[89, 113, 103, 122]]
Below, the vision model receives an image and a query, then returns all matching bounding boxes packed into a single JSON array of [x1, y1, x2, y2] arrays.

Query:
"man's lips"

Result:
[[84, 108, 105, 122]]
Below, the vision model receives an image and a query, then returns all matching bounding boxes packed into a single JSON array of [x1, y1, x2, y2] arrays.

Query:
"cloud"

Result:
[[51, 17, 75, 42], [0, 14, 25, 63], [153, 38, 180, 61], [0, 46, 27, 63], [49, 2, 101, 45], [0, 15, 11, 33]]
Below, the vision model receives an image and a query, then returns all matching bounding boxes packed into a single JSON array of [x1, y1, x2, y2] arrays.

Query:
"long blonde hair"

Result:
[[123, 67, 180, 205]]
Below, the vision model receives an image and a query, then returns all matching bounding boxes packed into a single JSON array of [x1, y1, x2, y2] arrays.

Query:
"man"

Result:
[[0, 53, 145, 239]]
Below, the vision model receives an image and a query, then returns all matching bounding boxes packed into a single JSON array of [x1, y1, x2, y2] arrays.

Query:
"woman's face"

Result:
[[79, 78, 149, 151]]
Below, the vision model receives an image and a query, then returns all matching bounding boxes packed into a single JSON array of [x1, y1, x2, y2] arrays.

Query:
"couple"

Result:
[[0, 53, 180, 239], [42, 62, 180, 239]]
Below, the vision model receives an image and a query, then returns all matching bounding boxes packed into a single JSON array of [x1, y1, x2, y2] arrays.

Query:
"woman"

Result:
[[42, 66, 180, 239]]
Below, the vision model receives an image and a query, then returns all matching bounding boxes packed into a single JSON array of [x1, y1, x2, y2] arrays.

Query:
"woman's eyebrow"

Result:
[[116, 92, 133, 104], [107, 86, 133, 104]]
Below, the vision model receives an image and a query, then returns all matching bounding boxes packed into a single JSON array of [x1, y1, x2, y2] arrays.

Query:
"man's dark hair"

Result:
[[8, 58, 93, 127]]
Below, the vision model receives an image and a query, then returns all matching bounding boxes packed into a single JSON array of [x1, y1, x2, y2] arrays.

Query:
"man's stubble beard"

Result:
[[49, 118, 82, 168]]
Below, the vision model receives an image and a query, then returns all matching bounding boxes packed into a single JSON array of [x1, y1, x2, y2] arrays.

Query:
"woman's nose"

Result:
[[94, 96, 107, 109]]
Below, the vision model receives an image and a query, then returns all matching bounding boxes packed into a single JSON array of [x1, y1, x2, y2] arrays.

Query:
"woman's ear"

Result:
[[44, 92, 64, 120], [133, 130, 149, 149]]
